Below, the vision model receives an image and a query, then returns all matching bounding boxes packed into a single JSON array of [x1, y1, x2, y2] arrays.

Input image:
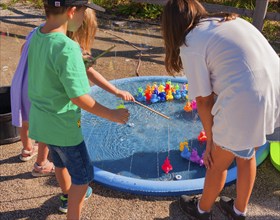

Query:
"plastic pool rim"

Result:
[[93, 143, 269, 196]]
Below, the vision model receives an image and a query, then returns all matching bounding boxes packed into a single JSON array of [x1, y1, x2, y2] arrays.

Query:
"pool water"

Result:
[[82, 76, 236, 182]]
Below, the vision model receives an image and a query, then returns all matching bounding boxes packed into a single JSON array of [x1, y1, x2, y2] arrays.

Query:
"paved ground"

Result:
[[0, 3, 280, 220]]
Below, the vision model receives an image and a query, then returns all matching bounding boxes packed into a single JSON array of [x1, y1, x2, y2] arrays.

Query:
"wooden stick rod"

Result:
[[133, 101, 171, 120], [91, 45, 116, 62]]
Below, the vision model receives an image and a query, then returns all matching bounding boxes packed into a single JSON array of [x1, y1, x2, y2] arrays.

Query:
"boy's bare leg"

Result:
[[36, 142, 49, 165], [67, 184, 88, 220], [19, 121, 33, 152], [55, 167, 71, 194], [199, 146, 235, 211], [235, 152, 256, 212]]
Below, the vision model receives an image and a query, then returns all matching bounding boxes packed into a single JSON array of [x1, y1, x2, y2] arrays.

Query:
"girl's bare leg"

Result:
[[19, 121, 33, 152], [199, 146, 235, 211], [235, 151, 256, 212], [36, 142, 49, 165]]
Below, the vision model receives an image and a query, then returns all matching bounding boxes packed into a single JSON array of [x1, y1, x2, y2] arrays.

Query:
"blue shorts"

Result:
[[47, 141, 94, 185], [221, 146, 255, 159]]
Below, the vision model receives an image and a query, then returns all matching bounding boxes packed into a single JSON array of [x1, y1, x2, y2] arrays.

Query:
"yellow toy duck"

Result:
[[158, 84, 165, 93], [180, 140, 189, 152], [166, 90, 174, 101]]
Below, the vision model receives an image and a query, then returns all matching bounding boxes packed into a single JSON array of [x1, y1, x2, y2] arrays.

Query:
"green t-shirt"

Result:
[[28, 27, 90, 146]]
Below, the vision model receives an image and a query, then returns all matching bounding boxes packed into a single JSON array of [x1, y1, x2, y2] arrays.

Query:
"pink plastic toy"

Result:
[[191, 100, 197, 110]]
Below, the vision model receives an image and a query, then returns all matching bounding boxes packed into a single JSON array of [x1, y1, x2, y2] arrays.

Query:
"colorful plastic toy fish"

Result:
[[166, 90, 174, 101], [179, 140, 189, 152], [116, 99, 126, 109], [184, 102, 192, 112], [191, 100, 197, 110], [162, 157, 173, 174], [198, 130, 207, 142], [150, 93, 160, 103]]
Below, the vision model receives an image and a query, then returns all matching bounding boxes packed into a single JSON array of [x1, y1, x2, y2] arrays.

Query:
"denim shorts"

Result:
[[221, 146, 255, 159], [47, 141, 94, 185]]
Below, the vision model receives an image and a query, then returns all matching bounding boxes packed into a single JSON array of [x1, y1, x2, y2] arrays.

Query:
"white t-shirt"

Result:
[[180, 17, 280, 150]]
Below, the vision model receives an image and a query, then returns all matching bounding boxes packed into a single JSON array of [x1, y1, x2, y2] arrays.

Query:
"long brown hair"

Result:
[[162, 0, 237, 74], [67, 9, 98, 54]]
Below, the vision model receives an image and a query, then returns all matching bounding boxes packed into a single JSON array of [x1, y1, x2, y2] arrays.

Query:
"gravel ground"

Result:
[[0, 3, 280, 220]]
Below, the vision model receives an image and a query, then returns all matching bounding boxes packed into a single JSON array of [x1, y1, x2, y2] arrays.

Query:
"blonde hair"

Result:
[[67, 9, 98, 54]]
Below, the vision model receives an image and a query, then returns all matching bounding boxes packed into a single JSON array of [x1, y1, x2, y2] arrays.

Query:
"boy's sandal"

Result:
[[19, 145, 38, 162], [32, 160, 55, 177]]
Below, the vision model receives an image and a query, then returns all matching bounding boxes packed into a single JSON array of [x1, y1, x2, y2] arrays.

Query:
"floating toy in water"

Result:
[[145, 85, 152, 101], [145, 91, 152, 101], [166, 90, 174, 101], [116, 100, 126, 109], [174, 90, 182, 100], [190, 149, 204, 166], [145, 84, 152, 93], [136, 93, 146, 102], [137, 87, 144, 94], [181, 146, 205, 166], [181, 147, 191, 159], [150, 93, 160, 103], [184, 102, 192, 112], [162, 157, 173, 174], [153, 87, 159, 96], [165, 83, 171, 93], [158, 84, 165, 93], [181, 84, 188, 98], [179, 140, 189, 152], [198, 130, 207, 142], [152, 83, 158, 92], [136, 87, 146, 102], [158, 92, 166, 102], [134, 81, 188, 103], [191, 100, 197, 110]]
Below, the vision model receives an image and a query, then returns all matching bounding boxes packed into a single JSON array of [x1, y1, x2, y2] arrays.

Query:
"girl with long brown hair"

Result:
[[162, 0, 279, 219]]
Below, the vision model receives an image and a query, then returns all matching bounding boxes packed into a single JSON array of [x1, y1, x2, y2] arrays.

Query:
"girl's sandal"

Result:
[[19, 145, 38, 162], [31, 160, 55, 177]]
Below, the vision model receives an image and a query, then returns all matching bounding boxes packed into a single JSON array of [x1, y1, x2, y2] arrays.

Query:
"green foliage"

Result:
[[28, 0, 44, 8], [203, 0, 279, 13], [0, 3, 9, 9], [115, 3, 162, 19], [92, 0, 163, 19]]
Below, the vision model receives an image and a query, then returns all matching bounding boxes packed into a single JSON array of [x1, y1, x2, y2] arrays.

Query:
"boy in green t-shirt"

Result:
[[28, 1, 129, 219]]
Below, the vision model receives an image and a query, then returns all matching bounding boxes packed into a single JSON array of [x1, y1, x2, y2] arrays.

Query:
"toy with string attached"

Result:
[[180, 133, 206, 167], [83, 45, 116, 68], [162, 157, 173, 174]]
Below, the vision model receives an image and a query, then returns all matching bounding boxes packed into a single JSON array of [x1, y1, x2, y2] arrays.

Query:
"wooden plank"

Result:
[[132, 0, 280, 22]]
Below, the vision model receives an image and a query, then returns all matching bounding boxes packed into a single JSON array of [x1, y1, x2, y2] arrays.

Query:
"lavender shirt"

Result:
[[11, 27, 37, 127]]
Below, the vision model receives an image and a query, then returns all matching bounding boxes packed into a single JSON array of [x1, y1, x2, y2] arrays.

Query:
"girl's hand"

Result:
[[203, 140, 214, 169], [82, 53, 95, 69], [116, 89, 135, 102]]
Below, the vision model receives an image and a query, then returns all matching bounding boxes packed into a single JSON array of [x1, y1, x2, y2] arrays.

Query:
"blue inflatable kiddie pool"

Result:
[[82, 76, 269, 196]]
